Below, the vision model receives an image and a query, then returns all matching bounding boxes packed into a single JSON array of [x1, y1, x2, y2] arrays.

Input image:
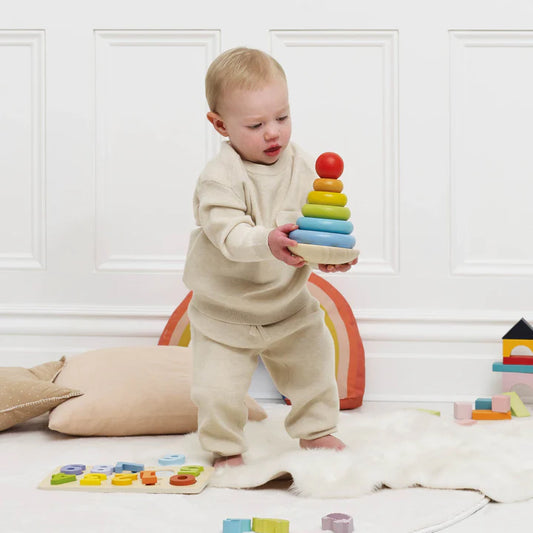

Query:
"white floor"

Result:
[[365, 400, 533, 532]]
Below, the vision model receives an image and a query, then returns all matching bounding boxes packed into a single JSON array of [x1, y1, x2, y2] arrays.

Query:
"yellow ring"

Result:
[[301, 204, 351, 220], [313, 178, 343, 193], [307, 191, 347, 207]]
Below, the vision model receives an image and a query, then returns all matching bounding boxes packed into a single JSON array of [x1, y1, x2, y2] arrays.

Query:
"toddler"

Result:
[[183, 47, 357, 467]]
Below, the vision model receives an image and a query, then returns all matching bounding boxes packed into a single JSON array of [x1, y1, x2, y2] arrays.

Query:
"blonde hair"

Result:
[[205, 47, 287, 112]]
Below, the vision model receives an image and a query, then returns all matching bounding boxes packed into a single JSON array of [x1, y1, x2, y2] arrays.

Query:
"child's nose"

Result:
[[264, 123, 279, 140]]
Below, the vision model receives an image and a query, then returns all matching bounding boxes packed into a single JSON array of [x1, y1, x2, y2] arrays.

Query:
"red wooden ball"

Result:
[[315, 152, 344, 179]]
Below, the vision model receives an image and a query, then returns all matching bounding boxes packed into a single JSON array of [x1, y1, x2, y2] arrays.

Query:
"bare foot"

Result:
[[213, 454, 244, 468], [299, 434, 346, 451]]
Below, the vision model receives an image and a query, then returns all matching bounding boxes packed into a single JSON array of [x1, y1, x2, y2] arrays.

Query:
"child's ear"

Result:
[[207, 111, 229, 137]]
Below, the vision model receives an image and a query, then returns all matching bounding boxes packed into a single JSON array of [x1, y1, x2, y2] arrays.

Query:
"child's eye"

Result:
[[248, 123, 262, 129], [277, 115, 288, 122]]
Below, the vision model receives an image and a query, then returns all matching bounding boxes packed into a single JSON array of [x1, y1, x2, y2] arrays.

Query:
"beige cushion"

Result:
[[49, 346, 267, 436], [0, 358, 82, 431]]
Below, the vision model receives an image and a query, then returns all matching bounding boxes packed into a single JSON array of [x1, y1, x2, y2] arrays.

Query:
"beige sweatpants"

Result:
[[189, 298, 340, 457]]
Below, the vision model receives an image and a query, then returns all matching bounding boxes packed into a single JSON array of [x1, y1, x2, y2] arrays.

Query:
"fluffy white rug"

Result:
[[179, 404, 533, 503]]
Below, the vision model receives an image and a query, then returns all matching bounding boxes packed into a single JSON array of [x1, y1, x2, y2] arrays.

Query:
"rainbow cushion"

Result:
[[158, 274, 365, 410]]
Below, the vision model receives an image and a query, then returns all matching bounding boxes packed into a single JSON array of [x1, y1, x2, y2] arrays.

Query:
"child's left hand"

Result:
[[318, 257, 358, 273]]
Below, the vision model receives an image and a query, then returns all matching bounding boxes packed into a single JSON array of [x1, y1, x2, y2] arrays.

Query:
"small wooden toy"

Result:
[[252, 517, 289, 533], [223, 519, 252, 533], [502, 391, 530, 417], [288, 152, 359, 265], [322, 512, 354, 533], [39, 463, 212, 494], [453, 402, 472, 420], [472, 409, 512, 420], [491, 394, 511, 413], [502, 318, 533, 357], [475, 398, 492, 410], [158, 454, 186, 466]]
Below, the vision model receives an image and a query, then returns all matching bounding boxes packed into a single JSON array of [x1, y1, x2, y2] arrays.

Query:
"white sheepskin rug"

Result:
[[180, 404, 533, 503]]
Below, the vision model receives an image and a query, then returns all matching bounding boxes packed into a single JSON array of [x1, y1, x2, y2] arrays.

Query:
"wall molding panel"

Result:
[[94, 30, 220, 272], [0, 30, 46, 270], [450, 30, 533, 276], [270, 30, 400, 275]]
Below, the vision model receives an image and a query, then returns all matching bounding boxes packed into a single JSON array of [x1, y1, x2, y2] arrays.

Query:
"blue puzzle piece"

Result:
[[115, 461, 144, 473], [222, 519, 252, 533], [158, 454, 186, 466]]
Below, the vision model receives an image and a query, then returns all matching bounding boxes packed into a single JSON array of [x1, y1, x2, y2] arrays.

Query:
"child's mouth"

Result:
[[264, 145, 282, 157]]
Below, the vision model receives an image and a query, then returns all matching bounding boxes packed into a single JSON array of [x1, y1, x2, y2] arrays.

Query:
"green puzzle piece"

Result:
[[178, 465, 204, 477], [51, 473, 77, 485]]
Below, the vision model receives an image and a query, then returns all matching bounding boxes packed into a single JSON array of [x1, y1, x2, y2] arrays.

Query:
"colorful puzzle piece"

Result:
[[322, 512, 354, 533], [158, 454, 186, 466], [223, 519, 252, 533], [252, 517, 290, 533]]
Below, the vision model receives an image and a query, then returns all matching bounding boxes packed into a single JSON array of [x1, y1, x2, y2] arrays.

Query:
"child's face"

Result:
[[208, 78, 292, 165]]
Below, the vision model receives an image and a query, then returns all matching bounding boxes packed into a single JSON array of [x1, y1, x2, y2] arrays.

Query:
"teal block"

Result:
[[223, 519, 252, 533], [493, 362, 533, 374], [475, 398, 492, 410]]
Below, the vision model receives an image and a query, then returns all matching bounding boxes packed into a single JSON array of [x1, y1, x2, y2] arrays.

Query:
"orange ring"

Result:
[[169, 474, 196, 486], [313, 178, 343, 193]]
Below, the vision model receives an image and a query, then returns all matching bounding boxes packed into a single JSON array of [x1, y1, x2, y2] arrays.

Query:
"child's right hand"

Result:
[[268, 224, 307, 268]]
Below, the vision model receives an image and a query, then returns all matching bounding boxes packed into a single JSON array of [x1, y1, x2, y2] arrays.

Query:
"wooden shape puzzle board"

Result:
[[38, 465, 213, 494]]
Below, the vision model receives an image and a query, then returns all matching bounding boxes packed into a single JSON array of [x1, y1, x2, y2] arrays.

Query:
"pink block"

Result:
[[502, 371, 533, 390], [454, 401, 472, 419], [492, 394, 511, 413]]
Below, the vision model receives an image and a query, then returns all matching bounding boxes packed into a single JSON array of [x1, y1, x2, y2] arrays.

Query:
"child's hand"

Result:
[[268, 224, 307, 268], [318, 257, 358, 273]]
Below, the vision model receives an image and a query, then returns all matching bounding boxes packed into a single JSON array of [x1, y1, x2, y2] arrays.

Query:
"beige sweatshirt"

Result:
[[183, 141, 317, 325]]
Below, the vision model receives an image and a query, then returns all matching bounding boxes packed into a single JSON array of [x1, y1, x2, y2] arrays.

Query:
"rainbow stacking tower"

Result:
[[288, 152, 359, 265]]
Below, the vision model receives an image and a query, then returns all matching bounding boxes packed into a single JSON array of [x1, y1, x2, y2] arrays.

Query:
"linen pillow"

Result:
[[158, 273, 365, 409], [48, 346, 267, 436], [0, 357, 82, 432]]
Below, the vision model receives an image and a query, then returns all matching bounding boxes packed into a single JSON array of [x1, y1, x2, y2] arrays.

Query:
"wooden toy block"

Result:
[[504, 355, 533, 365], [502, 391, 531, 417], [493, 362, 533, 374], [491, 394, 511, 413], [222, 519, 252, 533], [502, 318, 533, 357], [503, 339, 533, 357], [502, 371, 533, 390], [475, 398, 492, 410], [472, 409, 511, 420], [322, 512, 354, 533], [453, 402, 472, 419], [252, 517, 289, 533]]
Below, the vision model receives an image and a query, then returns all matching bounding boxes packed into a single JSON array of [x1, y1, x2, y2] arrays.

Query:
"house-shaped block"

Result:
[[502, 318, 533, 358]]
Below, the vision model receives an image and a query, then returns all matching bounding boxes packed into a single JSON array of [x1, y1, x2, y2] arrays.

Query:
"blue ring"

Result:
[[289, 229, 355, 249], [296, 217, 353, 235]]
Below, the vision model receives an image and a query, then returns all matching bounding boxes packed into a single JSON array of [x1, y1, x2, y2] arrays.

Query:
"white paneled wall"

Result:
[[1, 0, 532, 402]]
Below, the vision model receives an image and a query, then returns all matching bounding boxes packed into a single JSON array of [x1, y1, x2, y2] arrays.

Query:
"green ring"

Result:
[[301, 204, 351, 220]]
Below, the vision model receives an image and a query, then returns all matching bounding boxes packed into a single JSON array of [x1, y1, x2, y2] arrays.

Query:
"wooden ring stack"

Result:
[[288, 152, 360, 265]]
